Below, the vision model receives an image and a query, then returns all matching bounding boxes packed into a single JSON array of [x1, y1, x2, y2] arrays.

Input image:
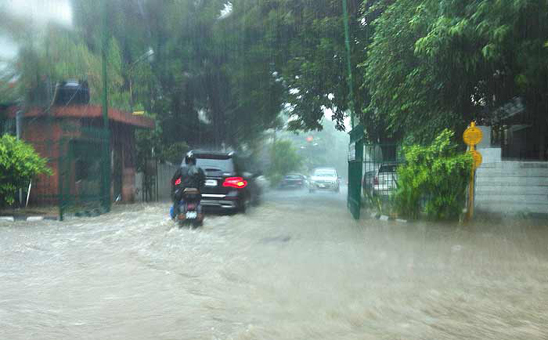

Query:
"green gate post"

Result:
[[101, 0, 111, 213], [348, 125, 364, 220], [342, 0, 363, 219]]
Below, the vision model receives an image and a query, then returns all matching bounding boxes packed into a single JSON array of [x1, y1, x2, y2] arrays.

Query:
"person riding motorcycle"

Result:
[[171, 153, 206, 219]]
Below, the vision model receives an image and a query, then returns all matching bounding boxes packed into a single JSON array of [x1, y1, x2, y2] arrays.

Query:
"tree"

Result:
[[363, 0, 548, 149], [268, 140, 303, 185], [394, 129, 472, 220], [0, 134, 52, 206], [252, 0, 368, 132], [69, 0, 286, 151]]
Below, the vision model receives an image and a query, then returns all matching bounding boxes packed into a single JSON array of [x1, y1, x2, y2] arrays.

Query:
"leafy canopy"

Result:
[[394, 129, 473, 220], [0, 134, 52, 205]]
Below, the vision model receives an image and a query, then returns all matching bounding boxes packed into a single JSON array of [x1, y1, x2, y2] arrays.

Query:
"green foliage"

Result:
[[277, 118, 349, 176], [267, 140, 303, 186], [394, 129, 472, 220], [363, 0, 548, 144], [257, 0, 368, 132], [159, 142, 189, 165], [0, 134, 52, 205]]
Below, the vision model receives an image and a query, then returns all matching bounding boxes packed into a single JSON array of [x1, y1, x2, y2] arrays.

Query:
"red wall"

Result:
[[22, 118, 138, 205]]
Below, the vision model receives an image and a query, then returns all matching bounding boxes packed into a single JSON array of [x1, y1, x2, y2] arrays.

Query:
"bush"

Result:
[[394, 129, 472, 220], [159, 141, 189, 165], [0, 134, 52, 205], [267, 140, 302, 186]]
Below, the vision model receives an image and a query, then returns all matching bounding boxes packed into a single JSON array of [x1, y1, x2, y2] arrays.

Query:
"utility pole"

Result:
[[101, 0, 111, 212], [342, 0, 355, 129], [16, 109, 23, 206]]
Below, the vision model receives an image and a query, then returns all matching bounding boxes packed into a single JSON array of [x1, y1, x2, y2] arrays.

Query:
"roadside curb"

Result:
[[0, 216, 58, 222], [368, 213, 408, 224], [379, 215, 390, 221]]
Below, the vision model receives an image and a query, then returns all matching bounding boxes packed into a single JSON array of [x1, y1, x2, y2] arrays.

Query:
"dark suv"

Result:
[[186, 151, 262, 212]]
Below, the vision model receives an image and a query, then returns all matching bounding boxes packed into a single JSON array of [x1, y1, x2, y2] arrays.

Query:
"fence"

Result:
[[7, 114, 111, 220], [58, 124, 111, 219], [361, 144, 404, 212], [136, 161, 178, 202]]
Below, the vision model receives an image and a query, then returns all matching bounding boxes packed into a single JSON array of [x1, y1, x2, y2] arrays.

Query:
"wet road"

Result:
[[1, 188, 548, 339]]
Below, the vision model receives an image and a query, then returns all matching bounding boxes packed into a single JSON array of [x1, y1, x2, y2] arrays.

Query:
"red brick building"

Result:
[[6, 105, 154, 204]]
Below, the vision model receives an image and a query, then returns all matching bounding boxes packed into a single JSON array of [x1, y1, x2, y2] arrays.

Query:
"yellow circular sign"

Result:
[[469, 150, 483, 168], [463, 126, 483, 146]]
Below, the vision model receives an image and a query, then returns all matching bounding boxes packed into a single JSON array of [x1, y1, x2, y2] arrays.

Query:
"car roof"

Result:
[[313, 168, 337, 174], [189, 150, 235, 159]]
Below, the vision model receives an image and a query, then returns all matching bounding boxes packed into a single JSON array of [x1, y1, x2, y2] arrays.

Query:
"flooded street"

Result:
[[1, 189, 548, 340]]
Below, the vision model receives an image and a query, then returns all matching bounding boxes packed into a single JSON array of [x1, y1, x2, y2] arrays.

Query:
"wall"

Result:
[[475, 162, 548, 215], [157, 163, 178, 201], [135, 162, 179, 202], [475, 126, 548, 215]]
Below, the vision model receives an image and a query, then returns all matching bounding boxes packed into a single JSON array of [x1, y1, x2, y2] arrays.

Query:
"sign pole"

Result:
[[463, 121, 483, 222], [468, 144, 475, 220]]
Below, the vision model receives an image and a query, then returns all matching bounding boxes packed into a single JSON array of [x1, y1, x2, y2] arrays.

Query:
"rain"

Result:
[[1, 1, 548, 339]]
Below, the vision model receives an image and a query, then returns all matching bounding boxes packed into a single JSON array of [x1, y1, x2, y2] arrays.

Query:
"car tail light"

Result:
[[373, 176, 379, 185], [174, 178, 182, 186], [223, 177, 248, 189]]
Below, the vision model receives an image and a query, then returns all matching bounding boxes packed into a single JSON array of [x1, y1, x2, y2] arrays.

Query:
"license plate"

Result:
[[318, 184, 325, 188], [205, 180, 217, 187], [186, 211, 198, 219]]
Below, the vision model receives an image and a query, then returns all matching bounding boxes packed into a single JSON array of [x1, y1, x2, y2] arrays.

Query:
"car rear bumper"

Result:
[[372, 185, 396, 195], [280, 183, 304, 188], [310, 182, 338, 190], [200, 194, 238, 209]]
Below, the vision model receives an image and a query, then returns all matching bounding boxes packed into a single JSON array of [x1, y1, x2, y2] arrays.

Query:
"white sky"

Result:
[[4, 0, 73, 27], [0, 0, 72, 63]]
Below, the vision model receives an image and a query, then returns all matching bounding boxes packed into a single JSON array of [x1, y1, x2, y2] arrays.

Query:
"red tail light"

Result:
[[174, 178, 182, 186], [373, 177, 379, 185], [223, 177, 248, 189]]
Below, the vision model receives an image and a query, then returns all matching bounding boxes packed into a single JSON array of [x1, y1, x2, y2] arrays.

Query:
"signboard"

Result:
[[348, 142, 356, 161], [469, 150, 483, 169], [463, 124, 483, 146]]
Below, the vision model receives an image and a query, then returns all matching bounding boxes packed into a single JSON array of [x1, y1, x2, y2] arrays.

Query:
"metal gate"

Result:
[[362, 144, 404, 213], [347, 124, 364, 219], [58, 125, 111, 220]]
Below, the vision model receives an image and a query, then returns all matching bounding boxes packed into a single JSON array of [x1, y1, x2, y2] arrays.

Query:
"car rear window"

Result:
[[195, 157, 235, 173], [314, 169, 337, 177], [379, 165, 398, 173]]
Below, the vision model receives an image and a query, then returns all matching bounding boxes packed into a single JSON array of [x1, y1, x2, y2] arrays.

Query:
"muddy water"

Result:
[[1, 189, 548, 339]]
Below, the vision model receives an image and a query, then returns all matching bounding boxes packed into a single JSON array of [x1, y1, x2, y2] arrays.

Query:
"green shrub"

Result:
[[0, 134, 52, 205], [267, 140, 303, 186], [395, 129, 472, 220]]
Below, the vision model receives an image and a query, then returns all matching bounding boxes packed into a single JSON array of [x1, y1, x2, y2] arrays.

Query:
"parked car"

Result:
[[185, 151, 262, 213], [279, 173, 306, 189], [309, 167, 340, 193], [372, 163, 399, 196], [362, 169, 377, 197]]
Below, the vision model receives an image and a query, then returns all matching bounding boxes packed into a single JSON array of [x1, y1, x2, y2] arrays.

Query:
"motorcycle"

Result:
[[171, 188, 204, 228]]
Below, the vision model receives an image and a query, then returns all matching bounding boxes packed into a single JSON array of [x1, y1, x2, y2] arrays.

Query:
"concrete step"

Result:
[[476, 177, 548, 186], [476, 168, 548, 177], [475, 194, 548, 204], [481, 162, 548, 169], [476, 201, 548, 214], [476, 186, 548, 195]]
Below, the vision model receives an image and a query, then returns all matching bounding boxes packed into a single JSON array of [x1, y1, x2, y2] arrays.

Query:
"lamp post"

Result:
[[128, 48, 154, 113], [342, 0, 355, 129]]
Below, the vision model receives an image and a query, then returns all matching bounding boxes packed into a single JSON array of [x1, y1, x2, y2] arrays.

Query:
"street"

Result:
[[1, 188, 548, 340]]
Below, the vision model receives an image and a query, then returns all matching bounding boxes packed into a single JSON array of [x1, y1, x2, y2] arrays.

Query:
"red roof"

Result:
[[7, 105, 154, 129]]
